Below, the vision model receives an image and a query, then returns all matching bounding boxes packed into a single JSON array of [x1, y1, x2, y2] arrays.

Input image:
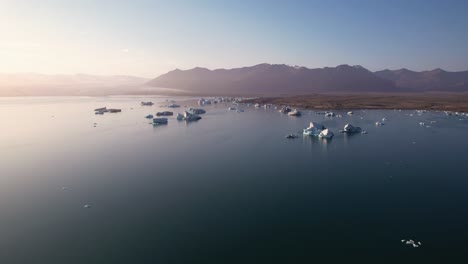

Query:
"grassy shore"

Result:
[[242, 93, 468, 112]]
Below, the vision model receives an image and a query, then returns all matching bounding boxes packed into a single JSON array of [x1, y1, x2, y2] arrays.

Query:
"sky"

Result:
[[1, 0, 467, 77]]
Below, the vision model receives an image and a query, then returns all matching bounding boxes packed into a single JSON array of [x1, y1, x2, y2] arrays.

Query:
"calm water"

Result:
[[1, 96, 468, 264]]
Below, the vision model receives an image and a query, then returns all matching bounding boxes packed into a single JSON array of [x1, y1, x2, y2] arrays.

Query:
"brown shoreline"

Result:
[[242, 93, 468, 112]]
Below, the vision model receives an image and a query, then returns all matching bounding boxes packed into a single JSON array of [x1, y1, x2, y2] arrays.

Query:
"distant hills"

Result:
[[148, 64, 468, 95], [0, 73, 150, 96]]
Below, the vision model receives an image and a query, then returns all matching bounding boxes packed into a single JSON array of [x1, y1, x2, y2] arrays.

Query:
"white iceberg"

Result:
[[347, 111, 353, 115], [303, 122, 325, 136], [319, 129, 334, 139], [325, 111, 336, 117]]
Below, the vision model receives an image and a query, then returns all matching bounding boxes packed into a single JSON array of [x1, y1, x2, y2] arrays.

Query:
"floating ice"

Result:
[[343, 123, 362, 133], [303, 122, 325, 136], [319, 129, 334, 139]]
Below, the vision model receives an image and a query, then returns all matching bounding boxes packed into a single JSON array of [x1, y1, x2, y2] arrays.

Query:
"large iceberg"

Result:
[[319, 129, 334, 139], [303, 122, 325, 136]]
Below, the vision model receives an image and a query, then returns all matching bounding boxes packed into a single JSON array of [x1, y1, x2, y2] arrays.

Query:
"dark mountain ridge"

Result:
[[148, 64, 468, 95]]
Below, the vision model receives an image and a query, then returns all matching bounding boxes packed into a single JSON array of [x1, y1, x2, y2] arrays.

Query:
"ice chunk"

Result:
[[319, 129, 334, 139]]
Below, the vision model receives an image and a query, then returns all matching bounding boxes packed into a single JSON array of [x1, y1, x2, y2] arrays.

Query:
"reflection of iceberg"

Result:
[[319, 129, 334, 139], [343, 123, 362, 133], [153, 118, 168, 125], [303, 122, 325, 136]]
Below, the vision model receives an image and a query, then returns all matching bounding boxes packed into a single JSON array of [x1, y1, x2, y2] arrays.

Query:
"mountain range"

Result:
[[148, 64, 468, 95]]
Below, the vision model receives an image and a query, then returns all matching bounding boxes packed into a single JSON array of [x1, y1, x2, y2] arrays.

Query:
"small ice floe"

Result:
[[325, 111, 336, 117], [141, 101, 154, 106], [83, 204, 92, 209], [145, 114, 154, 119], [347, 111, 353, 115], [254, 103, 261, 108], [228, 107, 237, 111], [236, 109, 244, 113], [303, 122, 325, 136], [342, 123, 362, 133], [382, 117, 387, 121], [153, 118, 168, 125], [156, 111, 173, 116], [187, 108, 206, 115], [198, 98, 210, 105], [94, 107, 107, 112], [279, 106, 292, 113], [401, 239, 421, 248], [375, 122, 384, 126], [285, 134, 299, 139], [288, 109, 302, 116], [61, 186, 68, 191], [361, 130, 368, 134], [108, 109, 122, 113], [176, 113, 184, 120], [167, 104, 180, 108], [319, 128, 334, 139]]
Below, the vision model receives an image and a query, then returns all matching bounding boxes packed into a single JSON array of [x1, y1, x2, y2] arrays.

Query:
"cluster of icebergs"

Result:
[[401, 239, 422, 248], [303, 122, 368, 139]]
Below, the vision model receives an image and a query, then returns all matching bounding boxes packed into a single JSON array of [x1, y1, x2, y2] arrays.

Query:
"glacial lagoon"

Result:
[[1, 96, 468, 263]]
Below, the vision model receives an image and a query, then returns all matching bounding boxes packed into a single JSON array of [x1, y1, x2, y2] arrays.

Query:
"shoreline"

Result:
[[241, 93, 468, 112]]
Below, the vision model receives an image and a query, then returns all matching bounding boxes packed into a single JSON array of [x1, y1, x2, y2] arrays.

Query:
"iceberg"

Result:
[[285, 134, 298, 139], [167, 104, 180, 108], [176, 113, 184, 120], [187, 108, 206, 115], [325, 111, 336, 117], [303, 122, 325, 136], [145, 114, 154, 119], [347, 111, 353, 115], [288, 109, 302, 116], [156, 111, 173, 116], [279, 106, 292, 113], [108, 109, 121, 113], [343, 123, 362, 133], [180, 111, 202, 121], [153, 118, 168, 125], [319, 129, 334, 139], [94, 107, 107, 112], [228, 107, 237, 111], [236, 109, 244, 113], [141, 101, 154, 106]]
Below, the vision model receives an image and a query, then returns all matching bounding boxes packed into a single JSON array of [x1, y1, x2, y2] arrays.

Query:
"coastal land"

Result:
[[242, 93, 468, 112]]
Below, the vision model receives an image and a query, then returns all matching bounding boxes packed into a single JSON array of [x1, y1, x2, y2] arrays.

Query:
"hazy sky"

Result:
[[1, 0, 467, 77]]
